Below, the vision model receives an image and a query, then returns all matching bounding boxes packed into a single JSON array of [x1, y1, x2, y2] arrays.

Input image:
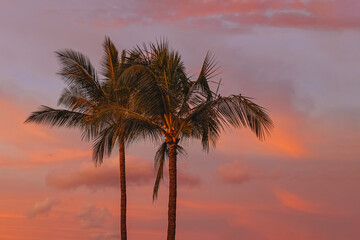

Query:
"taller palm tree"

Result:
[[24, 37, 150, 240], [99, 40, 273, 240]]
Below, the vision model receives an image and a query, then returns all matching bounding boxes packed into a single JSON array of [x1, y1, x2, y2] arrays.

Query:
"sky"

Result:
[[0, 0, 360, 239]]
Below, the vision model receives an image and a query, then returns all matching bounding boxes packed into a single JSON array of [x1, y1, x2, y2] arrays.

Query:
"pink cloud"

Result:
[[90, 232, 121, 240], [76, 204, 112, 229], [29, 148, 91, 164], [84, 0, 360, 30], [0, 96, 56, 148], [218, 161, 250, 184], [178, 170, 201, 187], [46, 157, 154, 190], [217, 160, 286, 186], [275, 189, 320, 214], [215, 111, 310, 161], [47, 156, 201, 190], [179, 199, 237, 213], [0, 93, 94, 168], [27, 197, 60, 218], [0, 212, 25, 219]]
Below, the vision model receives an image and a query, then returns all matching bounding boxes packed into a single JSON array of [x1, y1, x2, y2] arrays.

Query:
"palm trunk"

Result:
[[119, 138, 127, 240], [167, 142, 177, 240]]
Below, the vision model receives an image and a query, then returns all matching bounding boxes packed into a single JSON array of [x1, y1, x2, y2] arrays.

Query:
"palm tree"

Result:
[[24, 37, 151, 240], [99, 40, 273, 240]]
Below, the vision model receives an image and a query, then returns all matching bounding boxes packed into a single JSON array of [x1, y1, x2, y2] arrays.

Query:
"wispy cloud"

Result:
[[73, 0, 360, 30], [47, 156, 201, 190], [27, 197, 60, 218], [5, 0, 356, 31], [0, 94, 92, 169], [46, 157, 154, 190], [275, 189, 320, 214], [76, 204, 112, 229], [217, 160, 283, 185], [90, 232, 121, 240]]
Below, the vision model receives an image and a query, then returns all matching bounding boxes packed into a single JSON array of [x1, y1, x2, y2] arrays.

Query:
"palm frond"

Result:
[[24, 105, 89, 128], [94, 102, 168, 137], [185, 103, 222, 151], [119, 62, 170, 120], [57, 86, 92, 112], [177, 52, 218, 118], [193, 52, 218, 100], [92, 122, 121, 166], [121, 117, 161, 145], [216, 95, 273, 140], [153, 142, 168, 200], [56, 49, 103, 100], [101, 36, 120, 92], [153, 142, 186, 200]]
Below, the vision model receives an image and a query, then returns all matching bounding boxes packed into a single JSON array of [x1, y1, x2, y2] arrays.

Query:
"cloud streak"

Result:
[[76, 204, 112, 229], [79, 0, 360, 30], [275, 189, 320, 214], [46, 157, 154, 190], [90, 232, 121, 240], [47, 156, 202, 191], [217, 158, 285, 185], [6, 0, 357, 31], [27, 197, 60, 218]]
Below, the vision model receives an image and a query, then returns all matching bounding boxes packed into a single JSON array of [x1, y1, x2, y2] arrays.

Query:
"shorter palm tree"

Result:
[[25, 37, 159, 240]]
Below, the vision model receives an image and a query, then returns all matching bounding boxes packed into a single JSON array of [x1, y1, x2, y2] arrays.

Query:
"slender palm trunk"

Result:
[[119, 138, 127, 240], [167, 142, 177, 240]]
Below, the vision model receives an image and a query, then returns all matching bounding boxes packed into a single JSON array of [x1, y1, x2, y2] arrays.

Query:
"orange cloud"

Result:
[[179, 199, 236, 213], [76, 204, 112, 229], [90, 232, 121, 240], [217, 160, 283, 185], [178, 170, 201, 187], [47, 156, 201, 191], [218, 162, 250, 184], [27, 197, 60, 218], [0, 94, 95, 168], [275, 189, 320, 214], [46, 156, 154, 190], [216, 108, 309, 160], [267, 117, 309, 158], [0, 96, 56, 147], [28, 148, 91, 164], [89, 0, 360, 30], [0, 212, 25, 219]]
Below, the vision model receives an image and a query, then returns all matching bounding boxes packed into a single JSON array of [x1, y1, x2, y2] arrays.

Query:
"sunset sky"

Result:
[[1, 0, 360, 239]]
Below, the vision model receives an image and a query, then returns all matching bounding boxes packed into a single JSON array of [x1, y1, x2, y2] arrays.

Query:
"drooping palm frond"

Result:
[[92, 122, 122, 166], [215, 95, 273, 140], [190, 111, 222, 151], [91, 112, 161, 168], [153, 142, 168, 200], [153, 142, 186, 200], [121, 117, 161, 145], [178, 93, 272, 151]]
